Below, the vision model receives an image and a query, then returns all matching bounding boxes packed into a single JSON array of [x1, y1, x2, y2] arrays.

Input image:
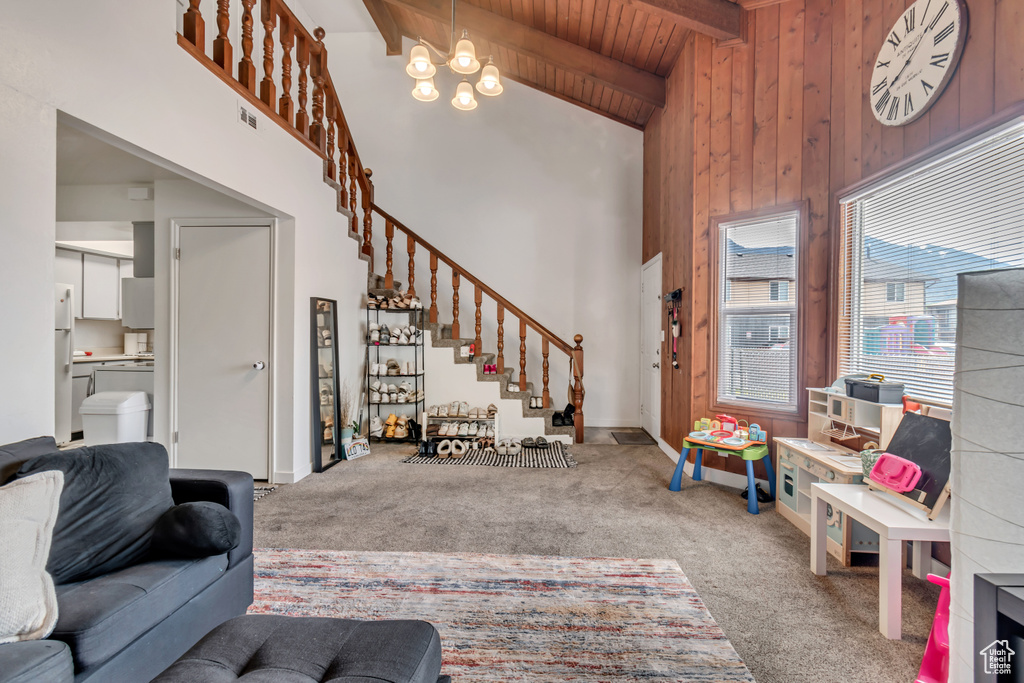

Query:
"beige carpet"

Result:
[[254, 442, 937, 683]]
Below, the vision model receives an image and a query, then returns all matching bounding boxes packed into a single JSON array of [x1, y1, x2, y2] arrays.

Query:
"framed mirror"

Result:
[[311, 297, 341, 472]]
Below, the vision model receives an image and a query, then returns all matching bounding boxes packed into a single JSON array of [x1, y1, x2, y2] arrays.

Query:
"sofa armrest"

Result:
[[168, 469, 253, 569], [0, 641, 73, 683]]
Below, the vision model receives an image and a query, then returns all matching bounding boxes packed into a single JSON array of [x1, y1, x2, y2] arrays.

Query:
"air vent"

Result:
[[237, 102, 260, 134]]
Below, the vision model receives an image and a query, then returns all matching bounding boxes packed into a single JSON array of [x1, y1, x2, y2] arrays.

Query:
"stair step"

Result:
[[367, 273, 404, 292]]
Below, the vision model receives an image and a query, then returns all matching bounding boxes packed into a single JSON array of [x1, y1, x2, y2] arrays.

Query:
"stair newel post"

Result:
[[237, 0, 256, 92], [308, 27, 326, 152], [384, 220, 394, 289], [496, 304, 505, 373], [451, 272, 461, 339], [295, 34, 309, 134], [213, 0, 232, 71], [519, 320, 527, 392], [474, 285, 482, 355], [325, 98, 336, 180], [407, 235, 416, 297], [258, 0, 277, 108], [429, 253, 439, 323], [278, 17, 293, 123], [361, 169, 374, 268], [542, 338, 550, 408], [183, 0, 205, 49], [573, 335, 584, 443]]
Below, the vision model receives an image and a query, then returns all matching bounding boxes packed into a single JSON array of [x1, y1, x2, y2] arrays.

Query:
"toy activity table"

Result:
[[810, 483, 950, 639], [669, 436, 776, 514]]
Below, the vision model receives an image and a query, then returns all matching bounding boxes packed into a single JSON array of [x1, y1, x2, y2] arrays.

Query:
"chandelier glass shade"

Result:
[[406, 44, 436, 78], [450, 32, 481, 74], [412, 77, 439, 102], [451, 79, 478, 111], [476, 59, 502, 96]]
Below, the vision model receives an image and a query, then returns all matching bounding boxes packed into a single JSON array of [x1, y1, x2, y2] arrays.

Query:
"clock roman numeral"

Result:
[[927, 1, 949, 31], [904, 8, 916, 33], [873, 77, 888, 95], [887, 30, 902, 49], [934, 22, 955, 45], [931, 53, 949, 68], [875, 89, 892, 114], [921, 79, 935, 95], [877, 59, 891, 69], [904, 93, 915, 116], [887, 95, 900, 121]]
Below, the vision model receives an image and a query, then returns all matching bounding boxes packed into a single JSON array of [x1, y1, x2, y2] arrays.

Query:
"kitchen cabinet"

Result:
[[122, 277, 154, 329], [55, 248, 84, 319], [82, 253, 120, 319], [119, 259, 133, 318]]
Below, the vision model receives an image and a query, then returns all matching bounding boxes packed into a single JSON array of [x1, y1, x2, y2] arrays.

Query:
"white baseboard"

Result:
[[274, 470, 296, 484], [587, 418, 643, 428], [657, 438, 769, 490]]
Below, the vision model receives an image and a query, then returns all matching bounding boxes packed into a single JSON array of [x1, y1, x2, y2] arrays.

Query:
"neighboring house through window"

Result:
[[886, 282, 905, 302]]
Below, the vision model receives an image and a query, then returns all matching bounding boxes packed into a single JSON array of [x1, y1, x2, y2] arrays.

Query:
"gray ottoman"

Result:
[[153, 614, 449, 683]]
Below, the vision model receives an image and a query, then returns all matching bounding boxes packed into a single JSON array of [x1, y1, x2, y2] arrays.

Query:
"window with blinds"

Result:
[[716, 211, 800, 410], [838, 119, 1024, 405]]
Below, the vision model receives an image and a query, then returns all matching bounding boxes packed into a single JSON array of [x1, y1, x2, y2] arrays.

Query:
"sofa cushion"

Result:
[[152, 502, 241, 559], [0, 471, 64, 645], [52, 555, 228, 671], [0, 640, 73, 683], [152, 614, 444, 683], [0, 436, 58, 485], [16, 442, 175, 584]]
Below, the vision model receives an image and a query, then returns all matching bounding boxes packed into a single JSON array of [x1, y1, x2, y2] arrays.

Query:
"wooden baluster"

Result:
[[309, 27, 326, 151], [407, 236, 416, 297], [496, 304, 505, 373], [325, 100, 336, 180], [278, 19, 293, 123], [295, 36, 309, 134], [542, 338, 550, 408], [213, 0, 232, 71], [429, 254, 439, 323], [183, 0, 205, 49], [348, 151, 358, 234], [519, 320, 527, 391], [474, 286, 482, 355], [337, 132, 348, 196], [384, 220, 394, 289], [237, 0, 256, 92], [259, 0, 276, 107], [362, 170, 374, 266], [451, 272, 461, 339], [573, 335, 584, 443]]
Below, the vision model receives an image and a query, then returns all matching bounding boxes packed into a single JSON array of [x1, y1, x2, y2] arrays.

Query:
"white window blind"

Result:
[[717, 211, 800, 410], [839, 120, 1024, 404]]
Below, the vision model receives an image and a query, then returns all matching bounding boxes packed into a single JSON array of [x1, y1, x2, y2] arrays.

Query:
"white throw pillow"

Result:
[[0, 470, 64, 644]]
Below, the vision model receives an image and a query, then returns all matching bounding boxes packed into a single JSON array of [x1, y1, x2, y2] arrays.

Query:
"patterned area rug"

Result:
[[250, 549, 754, 682], [253, 485, 277, 502], [401, 441, 577, 468]]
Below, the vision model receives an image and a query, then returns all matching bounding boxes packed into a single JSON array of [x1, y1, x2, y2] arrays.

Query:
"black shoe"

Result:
[[741, 483, 773, 503], [417, 440, 429, 456], [552, 413, 564, 427], [426, 440, 438, 457], [408, 418, 421, 441]]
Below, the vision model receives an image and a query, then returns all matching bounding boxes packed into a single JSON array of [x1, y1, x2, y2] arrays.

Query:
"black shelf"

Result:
[[370, 373, 425, 378], [366, 342, 422, 347], [366, 307, 425, 428], [369, 399, 425, 406]]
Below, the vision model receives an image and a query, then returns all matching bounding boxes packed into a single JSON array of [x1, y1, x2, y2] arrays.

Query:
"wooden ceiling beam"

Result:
[[381, 0, 666, 108], [623, 0, 742, 41], [362, 0, 404, 56]]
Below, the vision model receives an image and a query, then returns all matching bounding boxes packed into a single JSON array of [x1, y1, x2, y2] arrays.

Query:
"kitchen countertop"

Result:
[[73, 348, 153, 364]]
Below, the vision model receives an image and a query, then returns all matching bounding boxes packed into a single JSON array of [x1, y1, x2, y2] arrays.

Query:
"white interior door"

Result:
[[175, 225, 271, 479], [641, 255, 662, 439]]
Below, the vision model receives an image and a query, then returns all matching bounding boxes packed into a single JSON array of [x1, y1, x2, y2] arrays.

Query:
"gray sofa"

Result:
[[0, 437, 254, 683]]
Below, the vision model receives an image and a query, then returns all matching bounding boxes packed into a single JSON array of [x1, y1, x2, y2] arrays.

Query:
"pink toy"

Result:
[[916, 573, 950, 683], [871, 452, 923, 493]]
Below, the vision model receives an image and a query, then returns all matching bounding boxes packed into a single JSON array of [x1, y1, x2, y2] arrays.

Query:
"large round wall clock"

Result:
[[869, 0, 968, 126]]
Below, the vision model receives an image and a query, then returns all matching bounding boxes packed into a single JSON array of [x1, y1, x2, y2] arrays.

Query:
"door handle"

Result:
[[253, 361, 266, 370], [653, 362, 660, 369]]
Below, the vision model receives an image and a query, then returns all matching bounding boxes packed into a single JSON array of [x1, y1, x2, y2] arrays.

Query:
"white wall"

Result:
[[949, 268, 1024, 681], [0, 0, 368, 481], [324, 31, 644, 427], [57, 184, 155, 222]]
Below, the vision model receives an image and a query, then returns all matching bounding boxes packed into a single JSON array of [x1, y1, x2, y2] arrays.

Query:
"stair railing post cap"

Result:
[[574, 334, 583, 345], [314, 27, 325, 41]]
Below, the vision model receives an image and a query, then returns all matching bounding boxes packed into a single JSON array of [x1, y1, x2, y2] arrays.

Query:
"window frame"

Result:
[[708, 203, 808, 419], [885, 282, 905, 303], [769, 280, 790, 302]]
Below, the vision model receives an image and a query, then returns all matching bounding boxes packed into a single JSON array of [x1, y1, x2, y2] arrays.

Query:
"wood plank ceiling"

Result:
[[364, 0, 746, 129]]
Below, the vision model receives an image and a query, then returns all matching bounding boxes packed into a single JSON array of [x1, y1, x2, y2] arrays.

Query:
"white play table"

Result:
[[810, 482, 950, 640]]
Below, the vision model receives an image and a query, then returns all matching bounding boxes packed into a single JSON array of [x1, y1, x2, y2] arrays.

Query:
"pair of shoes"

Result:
[[370, 416, 383, 437], [394, 415, 409, 439], [552, 403, 575, 427], [427, 404, 440, 417], [484, 426, 495, 438], [741, 483, 774, 503], [370, 390, 382, 402], [487, 404, 498, 417], [437, 439, 468, 457], [417, 439, 438, 456], [529, 396, 544, 408], [321, 329, 332, 346], [496, 439, 522, 456], [467, 406, 487, 418], [320, 387, 332, 405], [384, 414, 398, 438], [482, 364, 497, 375], [448, 401, 469, 417], [507, 382, 520, 393], [319, 364, 333, 378]]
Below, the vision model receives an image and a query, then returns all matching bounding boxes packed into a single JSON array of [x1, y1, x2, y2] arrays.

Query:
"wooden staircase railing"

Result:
[[176, 0, 585, 442], [372, 205, 585, 443]]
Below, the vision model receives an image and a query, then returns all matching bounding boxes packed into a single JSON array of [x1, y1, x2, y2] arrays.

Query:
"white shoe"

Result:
[[428, 405, 439, 417], [370, 416, 383, 437], [458, 423, 470, 436], [380, 393, 390, 404], [371, 380, 382, 392], [389, 391, 398, 402], [399, 381, 412, 393], [414, 389, 425, 402], [399, 333, 410, 345], [486, 426, 495, 438], [508, 383, 519, 392], [397, 391, 408, 404], [438, 404, 449, 417], [369, 322, 380, 333], [403, 361, 414, 375], [449, 401, 460, 416], [458, 401, 469, 417], [468, 422, 479, 436], [438, 439, 452, 457], [451, 440, 467, 456], [371, 390, 381, 403]]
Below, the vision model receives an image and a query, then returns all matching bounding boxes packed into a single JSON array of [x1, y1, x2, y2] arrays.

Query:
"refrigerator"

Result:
[[55, 283, 75, 445]]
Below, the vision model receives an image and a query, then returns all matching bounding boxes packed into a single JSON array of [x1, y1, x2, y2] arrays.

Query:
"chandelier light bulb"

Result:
[[412, 77, 439, 102], [451, 79, 478, 110], [406, 44, 436, 79], [476, 59, 503, 96], [450, 30, 480, 74]]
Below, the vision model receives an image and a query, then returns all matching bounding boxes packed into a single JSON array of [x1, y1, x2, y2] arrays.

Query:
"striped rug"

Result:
[[250, 548, 754, 682], [401, 441, 577, 468]]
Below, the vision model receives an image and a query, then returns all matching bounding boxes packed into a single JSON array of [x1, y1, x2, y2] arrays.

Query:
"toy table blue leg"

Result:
[[745, 460, 759, 515], [693, 449, 704, 481], [669, 448, 689, 491], [762, 454, 776, 500]]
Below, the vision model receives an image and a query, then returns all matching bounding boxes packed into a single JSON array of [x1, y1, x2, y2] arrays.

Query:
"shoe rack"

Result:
[[366, 304, 425, 443]]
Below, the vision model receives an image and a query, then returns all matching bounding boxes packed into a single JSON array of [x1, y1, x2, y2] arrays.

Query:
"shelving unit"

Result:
[[424, 413, 499, 443], [365, 306, 425, 443]]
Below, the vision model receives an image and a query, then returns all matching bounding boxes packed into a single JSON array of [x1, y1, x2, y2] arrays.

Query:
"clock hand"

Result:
[[891, 31, 927, 86]]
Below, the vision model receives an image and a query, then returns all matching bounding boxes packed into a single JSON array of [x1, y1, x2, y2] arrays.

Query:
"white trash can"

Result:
[[79, 391, 151, 446]]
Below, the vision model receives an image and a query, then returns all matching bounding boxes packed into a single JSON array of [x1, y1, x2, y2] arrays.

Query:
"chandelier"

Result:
[[405, 1, 503, 111]]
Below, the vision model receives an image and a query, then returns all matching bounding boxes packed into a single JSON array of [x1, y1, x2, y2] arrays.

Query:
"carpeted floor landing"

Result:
[[254, 442, 938, 683]]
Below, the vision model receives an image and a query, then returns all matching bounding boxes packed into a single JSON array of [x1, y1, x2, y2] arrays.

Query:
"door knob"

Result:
[[653, 362, 660, 369], [253, 361, 266, 370]]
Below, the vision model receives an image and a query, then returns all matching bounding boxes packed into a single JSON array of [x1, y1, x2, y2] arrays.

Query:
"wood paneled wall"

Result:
[[644, 0, 1024, 477]]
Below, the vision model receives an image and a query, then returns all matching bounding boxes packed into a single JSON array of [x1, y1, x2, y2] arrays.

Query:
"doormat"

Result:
[[251, 548, 754, 682], [253, 485, 277, 502], [402, 441, 576, 468], [612, 430, 657, 445]]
